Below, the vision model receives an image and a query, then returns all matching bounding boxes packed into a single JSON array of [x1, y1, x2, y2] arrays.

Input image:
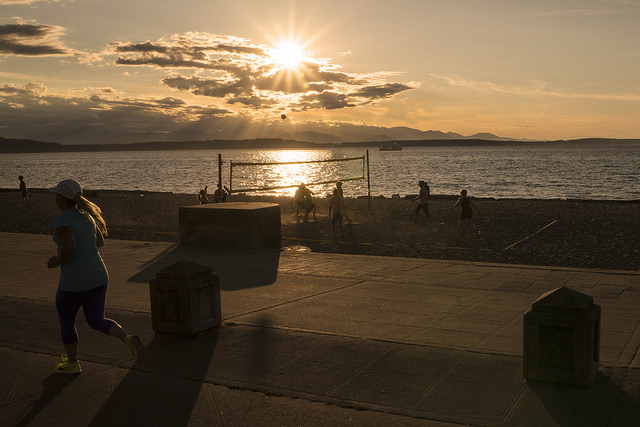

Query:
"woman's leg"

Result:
[[55, 289, 84, 363], [82, 284, 146, 361], [82, 284, 124, 341]]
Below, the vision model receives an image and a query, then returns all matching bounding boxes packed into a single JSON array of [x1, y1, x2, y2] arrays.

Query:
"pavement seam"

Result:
[[407, 351, 466, 410], [500, 382, 529, 424], [322, 346, 395, 397], [624, 323, 640, 368], [222, 279, 367, 322], [0, 352, 29, 423]]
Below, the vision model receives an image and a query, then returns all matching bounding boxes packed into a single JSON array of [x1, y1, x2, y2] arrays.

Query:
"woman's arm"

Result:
[[47, 226, 76, 268]]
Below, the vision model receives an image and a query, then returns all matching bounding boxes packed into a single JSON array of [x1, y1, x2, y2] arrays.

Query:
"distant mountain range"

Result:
[[278, 127, 514, 143], [1, 135, 639, 153]]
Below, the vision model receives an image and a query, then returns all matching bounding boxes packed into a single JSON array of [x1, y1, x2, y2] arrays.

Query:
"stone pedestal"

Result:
[[179, 202, 281, 248], [523, 286, 600, 386], [149, 260, 221, 335]]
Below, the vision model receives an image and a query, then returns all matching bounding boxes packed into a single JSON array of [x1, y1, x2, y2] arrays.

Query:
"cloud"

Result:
[[104, 31, 416, 113], [353, 83, 416, 101], [0, 21, 73, 56]]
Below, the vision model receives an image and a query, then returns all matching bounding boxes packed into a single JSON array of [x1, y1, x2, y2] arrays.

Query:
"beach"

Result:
[[2, 189, 639, 271]]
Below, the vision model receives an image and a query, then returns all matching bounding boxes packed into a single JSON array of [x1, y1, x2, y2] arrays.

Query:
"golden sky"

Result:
[[1, 0, 639, 143]]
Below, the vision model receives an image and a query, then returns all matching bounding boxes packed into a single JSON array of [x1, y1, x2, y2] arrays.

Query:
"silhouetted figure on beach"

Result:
[[302, 184, 316, 221], [329, 188, 345, 237], [19, 175, 29, 203], [47, 179, 145, 374], [197, 186, 209, 204], [213, 183, 230, 203], [292, 185, 307, 219], [412, 180, 430, 221], [292, 184, 315, 221], [451, 189, 480, 239], [335, 181, 352, 224]]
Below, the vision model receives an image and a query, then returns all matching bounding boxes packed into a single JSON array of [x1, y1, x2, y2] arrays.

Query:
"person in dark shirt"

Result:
[[19, 175, 29, 203], [412, 180, 431, 221], [451, 189, 480, 238]]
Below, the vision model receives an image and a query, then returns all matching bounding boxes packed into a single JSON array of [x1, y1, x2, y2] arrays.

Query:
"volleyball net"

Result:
[[228, 155, 367, 194]]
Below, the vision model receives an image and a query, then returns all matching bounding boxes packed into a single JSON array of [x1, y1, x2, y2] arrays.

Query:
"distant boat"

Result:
[[379, 142, 402, 151]]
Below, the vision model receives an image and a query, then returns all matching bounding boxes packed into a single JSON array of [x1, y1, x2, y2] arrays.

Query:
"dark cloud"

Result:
[[115, 41, 168, 54], [162, 75, 253, 97], [0, 23, 72, 56], [297, 91, 355, 110], [353, 83, 415, 100]]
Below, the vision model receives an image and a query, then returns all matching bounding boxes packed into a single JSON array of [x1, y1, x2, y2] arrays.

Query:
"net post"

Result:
[[229, 160, 233, 193], [366, 150, 371, 210], [218, 153, 222, 186]]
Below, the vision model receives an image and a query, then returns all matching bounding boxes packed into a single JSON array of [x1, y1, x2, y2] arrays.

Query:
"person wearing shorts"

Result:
[[451, 189, 480, 238], [47, 179, 145, 374]]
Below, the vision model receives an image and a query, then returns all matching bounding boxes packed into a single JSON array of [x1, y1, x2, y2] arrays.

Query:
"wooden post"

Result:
[[218, 153, 223, 186], [366, 150, 371, 211]]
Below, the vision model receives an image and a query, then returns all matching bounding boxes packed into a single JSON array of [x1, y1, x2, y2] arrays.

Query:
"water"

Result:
[[1, 145, 639, 200]]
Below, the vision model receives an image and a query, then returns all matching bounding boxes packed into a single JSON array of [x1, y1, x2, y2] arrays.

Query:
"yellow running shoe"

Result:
[[125, 335, 146, 362], [54, 360, 81, 374]]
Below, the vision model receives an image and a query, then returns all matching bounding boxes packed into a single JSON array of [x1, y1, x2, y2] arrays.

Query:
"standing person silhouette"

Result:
[[329, 188, 345, 237], [292, 184, 307, 219], [301, 184, 316, 221], [412, 180, 431, 221], [19, 175, 29, 203], [47, 179, 145, 374], [451, 189, 480, 239], [335, 181, 352, 224]]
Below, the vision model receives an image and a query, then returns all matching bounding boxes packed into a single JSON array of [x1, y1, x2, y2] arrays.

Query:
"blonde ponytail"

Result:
[[76, 195, 108, 237]]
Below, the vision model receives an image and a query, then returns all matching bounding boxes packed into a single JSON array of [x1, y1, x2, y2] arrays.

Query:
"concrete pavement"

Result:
[[1, 232, 640, 426]]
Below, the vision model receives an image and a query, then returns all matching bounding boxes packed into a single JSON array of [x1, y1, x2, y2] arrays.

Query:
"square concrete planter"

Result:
[[149, 260, 221, 335], [179, 202, 281, 248], [524, 286, 600, 386]]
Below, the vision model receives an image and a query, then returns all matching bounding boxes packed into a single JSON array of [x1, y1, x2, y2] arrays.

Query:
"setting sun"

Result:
[[271, 41, 305, 70]]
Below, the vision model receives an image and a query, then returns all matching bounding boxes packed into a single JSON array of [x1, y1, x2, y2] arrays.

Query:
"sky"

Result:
[[1, 0, 639, 144]]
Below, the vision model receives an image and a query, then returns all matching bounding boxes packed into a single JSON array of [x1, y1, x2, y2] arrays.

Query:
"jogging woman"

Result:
[[48, 179, 145, 374]]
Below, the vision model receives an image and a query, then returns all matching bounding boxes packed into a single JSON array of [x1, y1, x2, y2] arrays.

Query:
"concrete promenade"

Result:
[[1, 231, 640, 426]]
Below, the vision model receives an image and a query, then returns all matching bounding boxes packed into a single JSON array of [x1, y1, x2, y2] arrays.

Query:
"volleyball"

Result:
[[281, 114, 287, 120]]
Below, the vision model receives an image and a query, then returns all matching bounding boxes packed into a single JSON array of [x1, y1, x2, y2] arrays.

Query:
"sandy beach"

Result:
[[2, 189, 639, 271]]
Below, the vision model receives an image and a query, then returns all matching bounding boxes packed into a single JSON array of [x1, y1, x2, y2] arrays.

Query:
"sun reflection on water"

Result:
[[234, 150, 335, 196]]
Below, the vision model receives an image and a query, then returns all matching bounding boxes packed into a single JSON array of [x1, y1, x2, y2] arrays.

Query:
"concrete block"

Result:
[[179, 202, 281, 248], [149, 260, 221, 335], [524, 286, 600, 386]]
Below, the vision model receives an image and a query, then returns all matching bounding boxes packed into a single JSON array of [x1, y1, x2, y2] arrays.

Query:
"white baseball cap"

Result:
[[49, 179, 82, 200]]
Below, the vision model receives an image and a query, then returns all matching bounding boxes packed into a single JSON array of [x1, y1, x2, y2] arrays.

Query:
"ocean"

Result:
[[1, 145, 639, 200]]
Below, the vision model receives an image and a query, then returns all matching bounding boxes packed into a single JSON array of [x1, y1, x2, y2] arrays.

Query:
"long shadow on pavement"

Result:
[[15, 374, 78, 427], [127, 244, 280, 291], [88, 328, 219, 426], [516, 374, 640, 426]]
